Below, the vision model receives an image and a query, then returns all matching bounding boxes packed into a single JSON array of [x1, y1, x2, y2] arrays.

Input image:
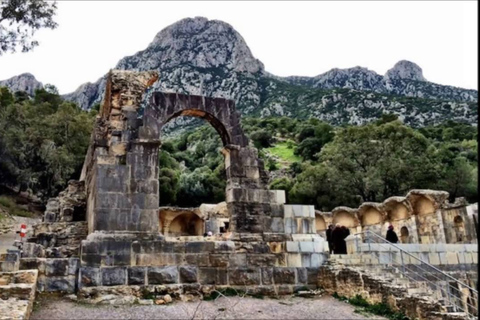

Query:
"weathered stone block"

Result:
[[252, 243, 270, 254], [185, 242, 214, 253], [44, 259, 69, 277], [179, 266, 198, 283], [247, 254, 277, 267], [148, 266, 178, 284], [68, 258, 80, 275], [198, 268, 227, 285], [214, 241, 235, 252], [277, 285, 293, 295], [306, 268, 319, 285], [301, 254, 311, 267], [210, 254, 230, 267], [297, 268, 307, 284], [229, 268, 260, 285], [299, 242, 314, 253], [286, 242, 299, 253], [38, 275, 76, 293], [287, 253, 302, 267], [102, 267, 127, 286], [185, 254, 210, 267], [261, 267, 273, 285], [128, 267, 146, 285], [79, 267, 101, 287], [446, 252, 459, 265], [228, 253, 246, 267], [273, 267, 296, 284]]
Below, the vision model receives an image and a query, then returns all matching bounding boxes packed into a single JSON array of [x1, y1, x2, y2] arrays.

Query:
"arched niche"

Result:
[[168, 212, 204, 236], [387, 203, 410, 221], [332, 210, 357, 228], [413, 196, 436, 216], [360, 207, 384, 226], [315, 214, 327, 232]]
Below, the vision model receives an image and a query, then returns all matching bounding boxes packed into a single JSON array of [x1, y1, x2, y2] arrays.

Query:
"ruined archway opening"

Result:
[[159, 116, 227, 208], [158, 115, 228, 237]]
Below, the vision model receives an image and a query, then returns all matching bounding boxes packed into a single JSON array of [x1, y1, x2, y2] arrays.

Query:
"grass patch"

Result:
[[333, 293, 409, 320], [0, 195, 34, 218], [265, 142, 301, 164]]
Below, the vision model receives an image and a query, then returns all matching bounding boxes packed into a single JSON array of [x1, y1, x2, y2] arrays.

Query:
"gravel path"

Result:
[[31, 295, 386, 320]]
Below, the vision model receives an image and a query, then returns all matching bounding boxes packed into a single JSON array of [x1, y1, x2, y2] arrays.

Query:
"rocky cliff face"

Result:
[[1, 17, 477, 127], [284, 60, 477, 103], [0, 73, 43, 96]]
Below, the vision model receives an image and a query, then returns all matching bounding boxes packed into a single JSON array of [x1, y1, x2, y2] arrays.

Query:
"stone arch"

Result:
[[315, 214, 327, 232], [400, 226, 410, 243], [147, 92, 248, 147], [83, 70, 276, 237], [167, 212, 204, 236]]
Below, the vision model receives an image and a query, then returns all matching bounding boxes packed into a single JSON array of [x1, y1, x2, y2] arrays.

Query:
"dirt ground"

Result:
[[31, 294, 386, 320]]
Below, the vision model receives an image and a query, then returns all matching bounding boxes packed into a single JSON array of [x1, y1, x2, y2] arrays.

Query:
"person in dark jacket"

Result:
[[326, 225, 334, 254], [386, 225, 399, 243], [332, 224, 348, 254]]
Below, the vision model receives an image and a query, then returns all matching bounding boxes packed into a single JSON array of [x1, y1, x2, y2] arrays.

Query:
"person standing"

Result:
[[326, 224, 334, 254], [386, 225, 399, 243]]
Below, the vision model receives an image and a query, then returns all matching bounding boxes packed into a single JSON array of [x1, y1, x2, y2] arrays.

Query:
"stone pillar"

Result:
[[224, 146, 285, 233], [85, 70, 160, 237]]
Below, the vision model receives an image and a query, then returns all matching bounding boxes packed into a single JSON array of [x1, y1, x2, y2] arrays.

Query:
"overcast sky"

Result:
[[0, 1, 477, 94]]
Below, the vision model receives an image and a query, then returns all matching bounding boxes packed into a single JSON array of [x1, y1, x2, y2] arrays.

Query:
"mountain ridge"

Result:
[[0, 17, 477, 127]]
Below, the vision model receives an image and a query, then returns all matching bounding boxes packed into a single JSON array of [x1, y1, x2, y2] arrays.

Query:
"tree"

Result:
[[0, 0, 58, 55], [317, 121, 440, 204]]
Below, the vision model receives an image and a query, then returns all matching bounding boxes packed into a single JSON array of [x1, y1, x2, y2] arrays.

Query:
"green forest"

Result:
[[0, 87, 477, 211]]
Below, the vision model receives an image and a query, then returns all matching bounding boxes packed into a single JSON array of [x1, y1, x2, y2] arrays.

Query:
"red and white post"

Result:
[[19, 224, 27, 241]]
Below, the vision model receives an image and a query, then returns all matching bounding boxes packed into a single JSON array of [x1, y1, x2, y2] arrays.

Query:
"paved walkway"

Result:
[[31, 295, 386, 320]]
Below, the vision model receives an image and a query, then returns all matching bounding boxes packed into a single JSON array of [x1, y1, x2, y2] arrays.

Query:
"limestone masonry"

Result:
[[0, 70, 477, 320]]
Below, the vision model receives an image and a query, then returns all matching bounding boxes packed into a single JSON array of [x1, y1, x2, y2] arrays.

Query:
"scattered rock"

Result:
[[154, 299, 165, 305], [163, 294, 172, 304], [138, 299, 154, 305]]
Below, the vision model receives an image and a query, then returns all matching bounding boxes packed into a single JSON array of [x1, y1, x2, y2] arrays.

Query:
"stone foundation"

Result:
[[0, 269, 38, 320]]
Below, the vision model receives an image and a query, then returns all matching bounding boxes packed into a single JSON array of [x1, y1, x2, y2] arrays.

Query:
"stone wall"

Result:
[[78, 234, 326, 296], [0, 269, 38, 320], [318, 264, 457, 320], [19, 258, 80, 293]]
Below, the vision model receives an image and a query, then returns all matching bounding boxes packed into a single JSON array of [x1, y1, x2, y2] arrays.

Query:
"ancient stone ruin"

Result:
[[1, 70, 477, 320]]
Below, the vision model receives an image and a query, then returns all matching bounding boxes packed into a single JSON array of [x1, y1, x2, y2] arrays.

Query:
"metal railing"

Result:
[[354, 230, 478, 319]]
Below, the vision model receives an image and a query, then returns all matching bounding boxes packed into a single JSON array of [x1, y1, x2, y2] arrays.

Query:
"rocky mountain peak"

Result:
[[0, 73, 43, 96], [385, 60, 426, 82], [117, 16, 264, 74]]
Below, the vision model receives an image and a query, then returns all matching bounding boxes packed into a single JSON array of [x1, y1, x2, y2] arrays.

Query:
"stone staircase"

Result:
[[326, 254, 477, 320]]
